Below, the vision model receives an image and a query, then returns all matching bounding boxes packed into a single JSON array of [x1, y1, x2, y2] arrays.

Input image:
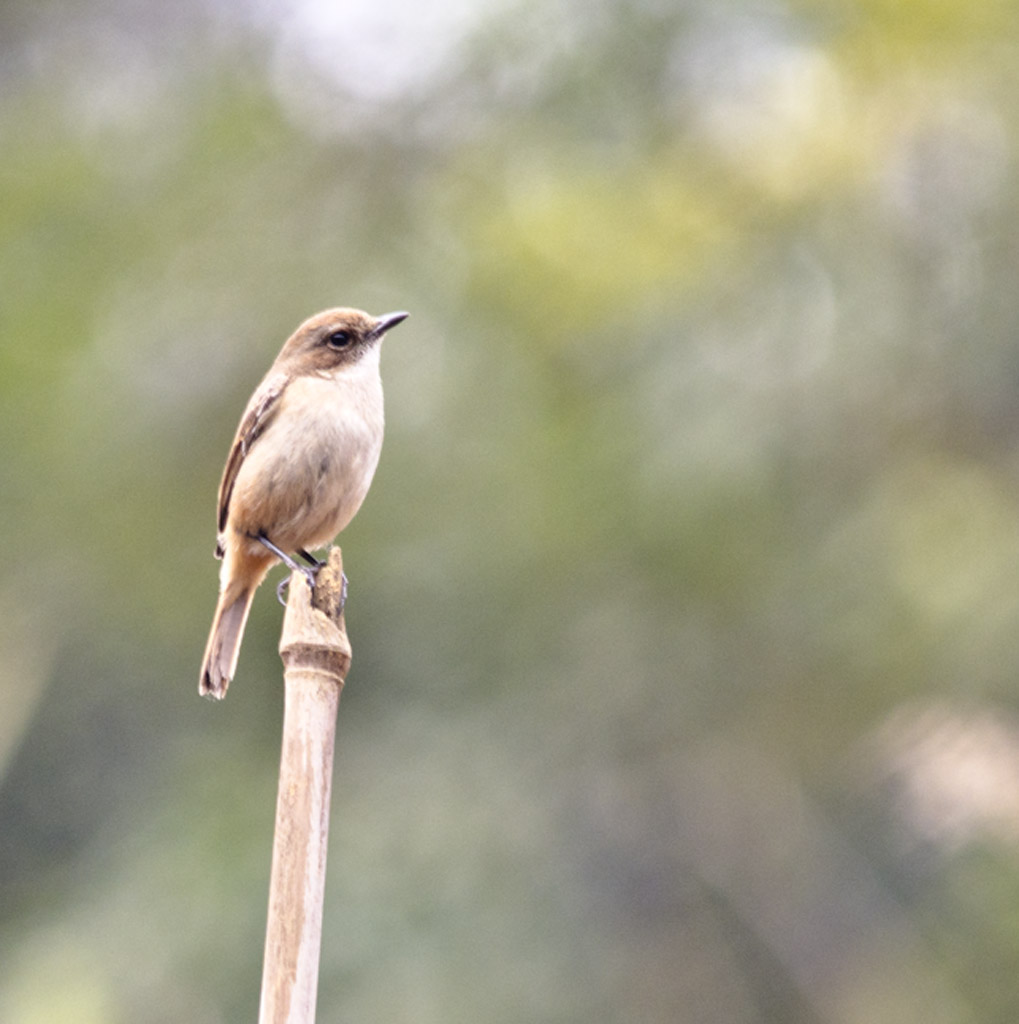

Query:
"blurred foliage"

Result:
[[4, 0, 1019, 1021]]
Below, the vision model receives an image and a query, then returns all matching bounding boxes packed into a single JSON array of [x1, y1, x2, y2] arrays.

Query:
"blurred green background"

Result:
[[3, 0, 1019, 1021]]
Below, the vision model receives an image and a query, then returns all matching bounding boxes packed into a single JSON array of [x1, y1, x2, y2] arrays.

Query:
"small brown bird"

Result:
[[199, 307, 408, 699]]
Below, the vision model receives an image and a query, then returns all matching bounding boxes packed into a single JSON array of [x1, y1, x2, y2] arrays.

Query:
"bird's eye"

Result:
[[326, 329, 352, 349]]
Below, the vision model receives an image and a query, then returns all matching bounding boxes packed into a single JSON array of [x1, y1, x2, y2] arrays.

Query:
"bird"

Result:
[[199, 307, 408, 699]]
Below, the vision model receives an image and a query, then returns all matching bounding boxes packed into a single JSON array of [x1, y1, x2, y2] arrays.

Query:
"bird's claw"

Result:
[[275, 565, 321, 606]]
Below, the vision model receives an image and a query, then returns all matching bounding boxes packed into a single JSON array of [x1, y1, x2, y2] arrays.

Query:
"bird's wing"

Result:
[[215, 371, 289, 548]]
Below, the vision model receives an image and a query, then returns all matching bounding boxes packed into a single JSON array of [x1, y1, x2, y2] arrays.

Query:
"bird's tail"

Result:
[[199, 584, 257, 700]]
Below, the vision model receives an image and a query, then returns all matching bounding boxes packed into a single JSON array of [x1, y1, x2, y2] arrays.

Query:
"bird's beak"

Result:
[[370, 311, 409, 340]]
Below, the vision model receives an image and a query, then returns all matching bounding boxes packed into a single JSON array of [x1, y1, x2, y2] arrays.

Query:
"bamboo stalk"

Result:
[[258, 547, 351, 1024]]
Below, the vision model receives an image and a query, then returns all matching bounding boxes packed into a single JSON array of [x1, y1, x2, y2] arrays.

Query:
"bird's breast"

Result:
[[230, 368, 384, 550]]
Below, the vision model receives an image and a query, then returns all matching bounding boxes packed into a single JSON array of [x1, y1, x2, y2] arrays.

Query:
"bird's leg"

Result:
[[257, 533, 319, 602], [256, 532, 307, 577], [296, 548, 324, 569], [296, 545, 347, 610]]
